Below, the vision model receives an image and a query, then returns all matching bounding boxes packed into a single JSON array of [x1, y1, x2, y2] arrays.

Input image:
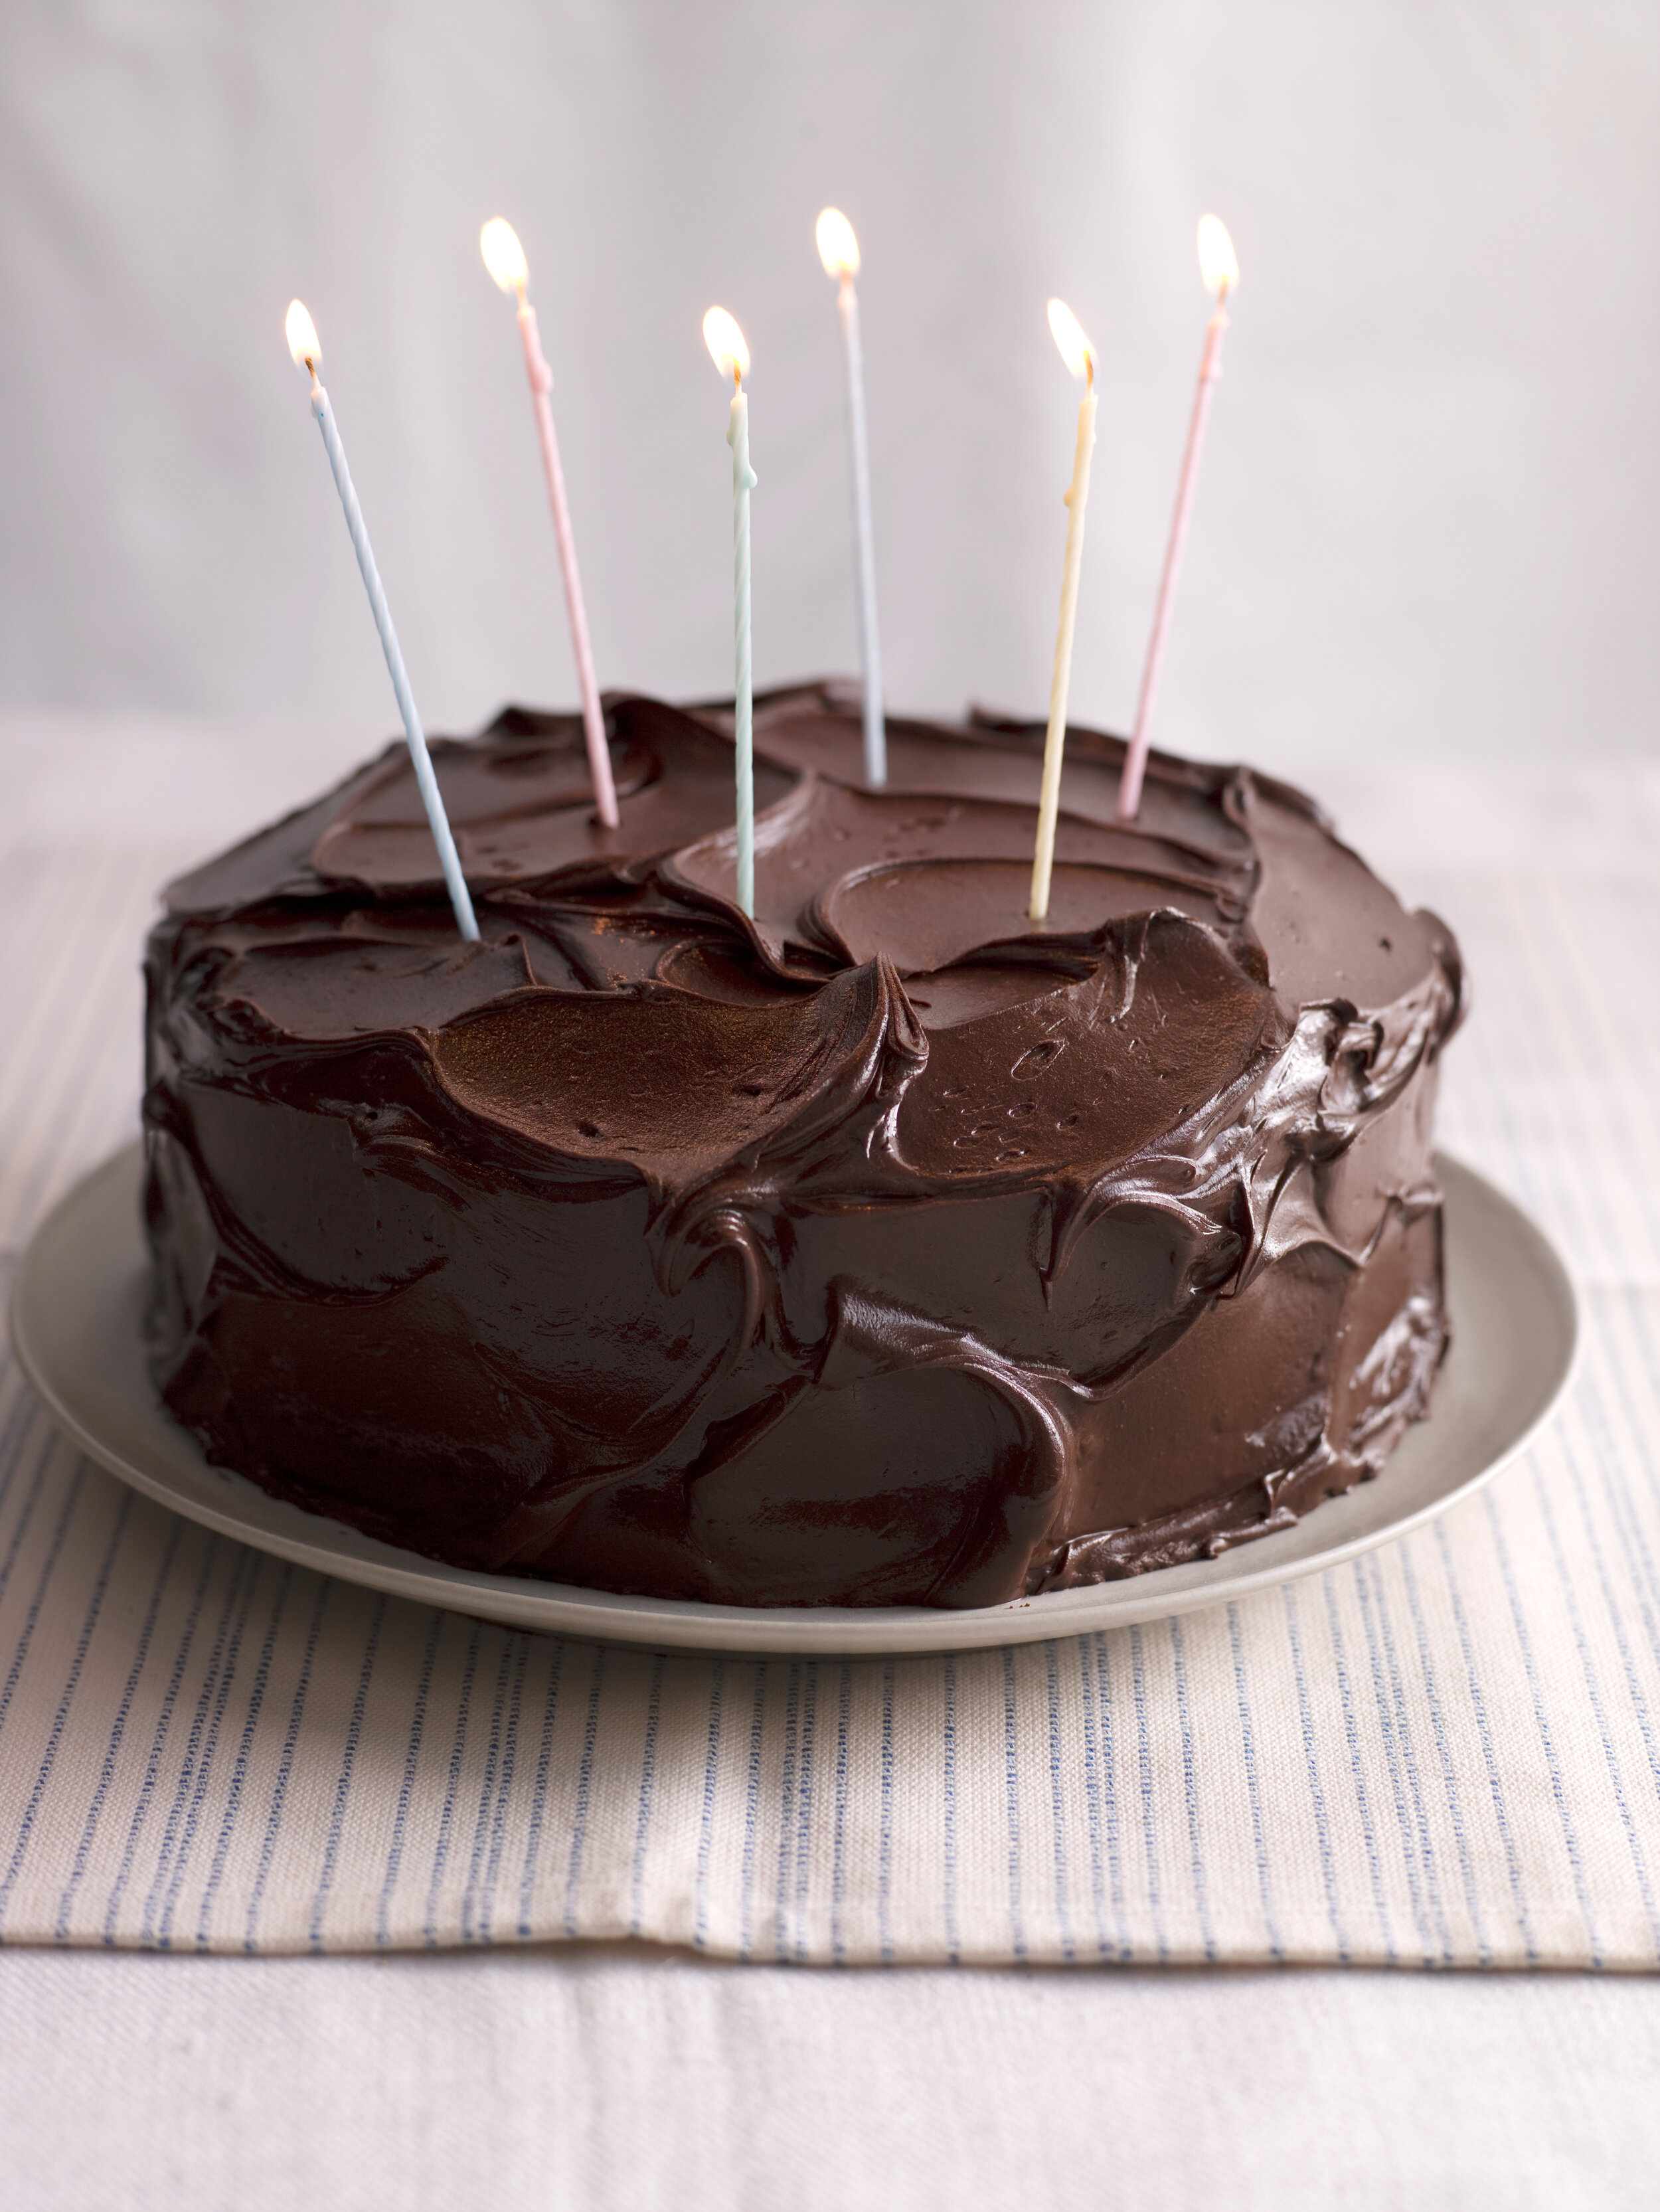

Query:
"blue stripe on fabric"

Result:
[[876, 1659, 896, 1965], [96, 1523, 212, 1944], [151, 1549, 262, 1949], [243, 1574, 330, 1954], [1092, 1632, 1129, 1959], [1621, 1289, 1660, 1529], [1433, 1520, 1537, 1961], [0, 1395, 47, 1549], [1349, 1556, 1436, 1964], [1579, 1323, 1660, 1669], [1529, 1453, 1660, 1958], [194, 1561, 292, 1950], [52, 1513, 185, 1942], [1224, 1602, 1284, 1962], [0, 1452, 87, 1752], [829, 1664, 852, 1965], [1128, 1625, 1166, 1962], [1398, 1540, 1490, 1964], [0, 1359, 42, 1468], [627, 1651, 666, 1938], [0, 1486, 132, 1932], [1484, 1490, 1606, 1966], [1291, 1582, 1365, 1961], [1570, 1359, 1660, 1774], [458, 1635, 515, 1946], [736, 1661, 768, 1963], [1042, 1640, 1074, 1963], [308, 1592, 387, 1952], [0, 1401, 50, 1560], [772, 1661, 803, 1962], [424, 1620, 483, 1947], [693, 1659, 723, 1953], [515, 1637, 566, 1941], [1168, 1617, 1216, 1962], [104, 1530, 221, 1947], [476, 1634, 530, 1946], [1321, 1573, 1396, 1953], [1074, 1634, 1116, 1959], [1360, 1554, 1450, 1963], [143, 1547, 258, 1946], [374, 1604, 445, 1946], [559, 1644, 607, 1940], [1001, 1645, 1027, 1962], [942, 1656, 959, 1965], [790, 1661, 819, 1964]]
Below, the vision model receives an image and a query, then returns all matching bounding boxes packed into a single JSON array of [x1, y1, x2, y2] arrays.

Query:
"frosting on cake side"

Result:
[[142, 684, 1463, 1607]]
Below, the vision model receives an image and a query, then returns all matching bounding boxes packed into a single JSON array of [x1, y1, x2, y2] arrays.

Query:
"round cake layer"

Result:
[[142, 685, 1463, 1607]]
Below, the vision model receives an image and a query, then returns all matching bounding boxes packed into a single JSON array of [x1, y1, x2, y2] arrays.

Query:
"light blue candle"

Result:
[[836, 280, 886, 788], [703, 307, 758, 918], [284, 301, 479, 942], [728, 385, 758, 918]]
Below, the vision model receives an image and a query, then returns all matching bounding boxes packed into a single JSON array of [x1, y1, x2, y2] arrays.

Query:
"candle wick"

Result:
[[1085, 353, 1095, 391], [732, 363, 742, 394]]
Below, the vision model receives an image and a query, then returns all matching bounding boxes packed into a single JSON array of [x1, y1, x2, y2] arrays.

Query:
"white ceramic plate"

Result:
[[9, 1144, 1576, 1656]]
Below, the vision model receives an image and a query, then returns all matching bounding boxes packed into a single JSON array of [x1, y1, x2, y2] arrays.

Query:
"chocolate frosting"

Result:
[[143, 684, 1463, 1607]]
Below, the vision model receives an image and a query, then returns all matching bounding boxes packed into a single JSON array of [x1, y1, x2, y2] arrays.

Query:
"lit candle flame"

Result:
[[480, 217, 529, 295], [815, 208, 861, 280], [703, 306, 750, 383], [285, 299, 321, 373], [1197, 214, 1238, 297], [1046, 298, 1094, 383]]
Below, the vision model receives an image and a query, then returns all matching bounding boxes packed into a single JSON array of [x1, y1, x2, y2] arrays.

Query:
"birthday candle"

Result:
[[702, 307, 758, 918], [1118, 214, 1238, 823], [815, 209, 886, 787], [479, 218, 620, 829], [284, 301, 479, 942], [1028, 299, 1099, 925]]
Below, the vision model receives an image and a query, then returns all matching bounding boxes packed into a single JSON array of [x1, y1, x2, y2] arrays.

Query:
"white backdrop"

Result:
[[1, 2, 1657, 781]]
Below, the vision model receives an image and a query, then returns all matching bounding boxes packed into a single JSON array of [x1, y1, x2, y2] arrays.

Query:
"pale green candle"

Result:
[[815, 207, 886, 788], [703, 307, 758, 918], [1029, 299, 1099, 926]]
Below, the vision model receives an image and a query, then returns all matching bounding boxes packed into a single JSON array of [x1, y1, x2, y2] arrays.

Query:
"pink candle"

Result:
[[481, 218, 620, 830], [1118, 214, 1239, 824]]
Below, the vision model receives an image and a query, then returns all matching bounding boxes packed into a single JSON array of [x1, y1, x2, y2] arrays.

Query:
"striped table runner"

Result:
[[2, 833, 1659, 1964]]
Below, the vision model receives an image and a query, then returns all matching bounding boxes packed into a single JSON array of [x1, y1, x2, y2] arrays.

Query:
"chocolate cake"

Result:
[[142, 683, 1464, 1608]]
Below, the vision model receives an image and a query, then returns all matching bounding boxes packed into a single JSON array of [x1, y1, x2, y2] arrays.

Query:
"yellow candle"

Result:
[[1029, 299, 1098, 925]]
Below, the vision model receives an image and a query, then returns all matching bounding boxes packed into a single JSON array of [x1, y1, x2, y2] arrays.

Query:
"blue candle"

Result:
[[284, 301, 479, 942], [702, 307, 758, 918]]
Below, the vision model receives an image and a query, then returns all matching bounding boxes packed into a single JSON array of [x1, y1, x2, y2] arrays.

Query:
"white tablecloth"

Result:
[[4, 1945, 1659, 2211], [3, 715, 1660, 2201]]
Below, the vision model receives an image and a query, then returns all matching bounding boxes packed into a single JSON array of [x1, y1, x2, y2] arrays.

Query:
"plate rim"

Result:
[[8, 1144, 1579, 1657]]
